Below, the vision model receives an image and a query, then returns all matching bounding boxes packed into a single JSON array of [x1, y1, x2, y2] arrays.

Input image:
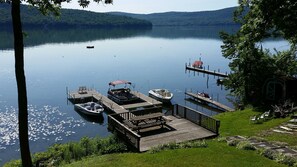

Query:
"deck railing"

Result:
[[174, 104, 220, 134], [107, 106, 162, 151], [108, 113, 141, 150]]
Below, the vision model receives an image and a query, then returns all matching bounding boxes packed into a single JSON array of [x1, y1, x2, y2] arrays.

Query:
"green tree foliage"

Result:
[[0, 0, 112, 166], [110, 7, 237, 26], [220, 0, 297, 105], [0, 4, 152, 28]]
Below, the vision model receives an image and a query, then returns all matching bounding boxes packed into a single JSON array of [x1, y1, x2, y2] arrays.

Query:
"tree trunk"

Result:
[[11, 0, 33, 166]]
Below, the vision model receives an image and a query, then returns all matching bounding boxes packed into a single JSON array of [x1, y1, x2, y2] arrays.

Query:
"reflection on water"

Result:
[[0, 26, 238, 50], [149, 25, 239, 39], [0, 27, 152, 50], [0, 105, 85, 150]]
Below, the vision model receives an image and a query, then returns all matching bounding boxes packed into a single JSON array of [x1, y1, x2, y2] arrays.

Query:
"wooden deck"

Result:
[[108, 104, 220, 152], [67, 89, 162, 114], [186, 64, 229, 77], [139, 115, 216, 151], [69, 88, 220, 152], [185, 92, 234, 112]]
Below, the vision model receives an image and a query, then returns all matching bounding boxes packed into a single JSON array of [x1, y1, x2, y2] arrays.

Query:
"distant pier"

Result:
[[185, 92, 234, 112], [185, 63, 229, 78]]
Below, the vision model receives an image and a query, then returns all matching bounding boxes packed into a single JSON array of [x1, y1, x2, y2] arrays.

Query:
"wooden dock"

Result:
[[185, 92, 234, 112], [186, 64, 229, 77], [108, 104, 220, 152], [67, 89, 162, 114]]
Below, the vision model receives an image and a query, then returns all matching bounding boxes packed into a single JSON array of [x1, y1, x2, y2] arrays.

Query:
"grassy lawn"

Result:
[[214, 107, 290, 136], [64, 140, 286, 167]]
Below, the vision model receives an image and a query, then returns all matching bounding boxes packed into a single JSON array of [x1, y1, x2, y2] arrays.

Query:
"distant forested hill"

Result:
[[109, 7, 238, 26], [0, 4, 152, 29]]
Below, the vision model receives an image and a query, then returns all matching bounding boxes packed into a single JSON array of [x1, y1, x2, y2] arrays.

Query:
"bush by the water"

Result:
[[4, 135, 127, 167]]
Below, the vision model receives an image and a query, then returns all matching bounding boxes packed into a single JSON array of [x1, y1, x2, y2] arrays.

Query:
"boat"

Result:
[[148, 89, 173, 103], [74, 102, 104, 116], [197, 92, 211, 100], [107, 80, 140, 104], [86, 46, 94, 49], [192, 60, 203, 69]]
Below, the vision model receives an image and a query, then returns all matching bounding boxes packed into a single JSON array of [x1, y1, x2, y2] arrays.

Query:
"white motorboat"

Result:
[[74, 102, 104, 116], [149, 89, 173, 103]]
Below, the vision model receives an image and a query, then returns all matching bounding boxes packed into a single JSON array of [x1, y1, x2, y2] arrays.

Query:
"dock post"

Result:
[[217, 93, 219, 102], [66, 87, 68, 105]]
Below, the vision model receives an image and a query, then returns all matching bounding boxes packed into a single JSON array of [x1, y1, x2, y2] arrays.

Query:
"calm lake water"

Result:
[[0, 26, 288, 165]]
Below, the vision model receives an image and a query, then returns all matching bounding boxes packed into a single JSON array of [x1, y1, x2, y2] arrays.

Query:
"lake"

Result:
[[0, 26, 288, 165]]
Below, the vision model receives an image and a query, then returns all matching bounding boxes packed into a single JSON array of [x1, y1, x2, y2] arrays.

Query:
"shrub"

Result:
[[274, 153, 297, 166], [236, 141, 256, 150], [227, 139, 241, 146], [165, 142, 179, 150], [4, 135, 128, 166], [260, 148, 276, 160], [217, 136, 227, 142], [3, 160, 22, 167], [148, 140, 208, 154], [148, 145, 162, 154], [190, 140, 208, 148]]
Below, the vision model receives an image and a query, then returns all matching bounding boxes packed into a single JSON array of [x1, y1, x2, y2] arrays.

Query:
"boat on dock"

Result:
[[197, 92, 211, 100], [74, 102, 104, 116], [192, 60, 203, 69], [149, 89, 173, 103], [107, 80, 140, 105]]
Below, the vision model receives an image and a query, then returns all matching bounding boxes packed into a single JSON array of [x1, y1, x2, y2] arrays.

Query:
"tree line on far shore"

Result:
[[0, 4, 152, 29]]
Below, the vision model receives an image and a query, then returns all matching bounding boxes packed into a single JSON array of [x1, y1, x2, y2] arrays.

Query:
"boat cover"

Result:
[[192, 60, 203, 67], [109, 80, 131, 86]]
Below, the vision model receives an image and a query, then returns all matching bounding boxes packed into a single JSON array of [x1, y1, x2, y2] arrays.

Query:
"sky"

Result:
[[62, 0, 238, 14]]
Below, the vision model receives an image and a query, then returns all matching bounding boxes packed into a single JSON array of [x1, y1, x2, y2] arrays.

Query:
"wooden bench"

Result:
[[78, 86, 87, 94]]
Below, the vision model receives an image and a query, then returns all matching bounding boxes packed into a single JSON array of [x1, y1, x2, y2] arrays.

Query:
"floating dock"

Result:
[[185, 92, 234, 112], [67, 88, 162, 113], [185, 64, 229, 77]]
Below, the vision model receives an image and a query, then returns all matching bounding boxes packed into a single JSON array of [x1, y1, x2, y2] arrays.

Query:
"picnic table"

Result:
[[124, 112, 166, 132]]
